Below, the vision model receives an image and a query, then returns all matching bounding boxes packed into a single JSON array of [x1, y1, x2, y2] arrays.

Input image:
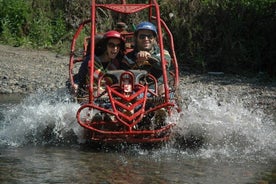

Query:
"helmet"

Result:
[[135, 21, 157, 36], [103, 30, 124, 42]]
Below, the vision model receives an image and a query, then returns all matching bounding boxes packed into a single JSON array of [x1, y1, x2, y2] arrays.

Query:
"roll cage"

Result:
[[69, 0, 180, 143]]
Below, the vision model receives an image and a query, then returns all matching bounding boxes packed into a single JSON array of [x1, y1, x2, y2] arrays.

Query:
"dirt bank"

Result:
[[0, 44, 275, 118], [0, 44, 68, 94]]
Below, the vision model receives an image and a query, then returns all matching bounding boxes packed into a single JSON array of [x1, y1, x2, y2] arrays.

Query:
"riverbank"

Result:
[[0, 44, 68, 94], [0, 44, 275, 117]]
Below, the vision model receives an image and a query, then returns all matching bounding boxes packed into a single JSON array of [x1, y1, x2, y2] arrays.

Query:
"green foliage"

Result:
[[0, 19, 17, 45], [160, 0, 275, 77], [29, 10, 53, 48], [0, 0, 275, 77], [52, 11, 68, 43], [0, 0, 30, 46], [0, 0, 67, 48]]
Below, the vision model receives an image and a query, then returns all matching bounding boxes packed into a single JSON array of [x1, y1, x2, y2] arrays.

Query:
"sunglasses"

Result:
[[138, 34, 154, 40], [107, 42, 121, 48]]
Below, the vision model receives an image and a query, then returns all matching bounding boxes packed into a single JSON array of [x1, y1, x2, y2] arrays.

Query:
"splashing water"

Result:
[[0, 88, 83, 146], [172, 82, 275, 161], [0, 84, 275, 162]]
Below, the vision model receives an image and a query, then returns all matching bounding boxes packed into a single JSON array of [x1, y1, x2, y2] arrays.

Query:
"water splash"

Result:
[[0, 84, 275, 162], [172, 82, 276, 161], [0, 88, 83, 147]]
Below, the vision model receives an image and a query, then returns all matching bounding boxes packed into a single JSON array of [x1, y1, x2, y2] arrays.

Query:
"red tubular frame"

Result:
[[69, 0, 180, 143]]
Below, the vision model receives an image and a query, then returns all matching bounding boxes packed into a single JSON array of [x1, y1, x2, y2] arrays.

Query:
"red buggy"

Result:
[[69, 0, 181, 143]]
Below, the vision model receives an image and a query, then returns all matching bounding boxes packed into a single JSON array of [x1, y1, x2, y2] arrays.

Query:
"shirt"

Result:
[[120, 44, 171, 81]]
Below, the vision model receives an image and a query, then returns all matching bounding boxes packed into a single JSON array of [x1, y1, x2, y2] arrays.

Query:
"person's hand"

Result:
[[137, 51, 150, 60], [136, 51, 151, 66], [73, 84, 79, 94]]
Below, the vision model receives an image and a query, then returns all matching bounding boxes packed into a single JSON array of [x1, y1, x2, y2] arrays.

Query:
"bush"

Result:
[[0, 0, 275, 77], [0, 0, 30, 46], [0, 0, 67, 49], [160, 0, 275, 77]]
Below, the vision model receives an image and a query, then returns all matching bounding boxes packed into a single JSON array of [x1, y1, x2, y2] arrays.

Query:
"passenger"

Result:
[[120, 21, 171, 94], [115, 22, 133, 50], [74, 30, 125, 93], [115, 22, 128, 34]]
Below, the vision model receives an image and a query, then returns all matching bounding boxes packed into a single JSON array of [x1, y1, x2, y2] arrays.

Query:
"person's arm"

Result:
[[150, 47, 171, 70], [136, 49, 171, 71], [75, 55, 90, 88]]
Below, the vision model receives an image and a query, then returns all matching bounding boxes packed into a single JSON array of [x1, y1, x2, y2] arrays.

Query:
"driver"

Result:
[[120, 21, 171, 84]]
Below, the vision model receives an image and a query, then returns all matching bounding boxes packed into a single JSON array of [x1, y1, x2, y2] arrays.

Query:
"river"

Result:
[[0, 86, 275, 184]]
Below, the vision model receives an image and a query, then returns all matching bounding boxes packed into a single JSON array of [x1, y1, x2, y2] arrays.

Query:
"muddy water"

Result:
[[0, 88, 275, 184]]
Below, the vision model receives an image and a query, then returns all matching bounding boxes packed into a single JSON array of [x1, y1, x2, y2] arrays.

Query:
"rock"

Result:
[[0, 44, 68, 95]]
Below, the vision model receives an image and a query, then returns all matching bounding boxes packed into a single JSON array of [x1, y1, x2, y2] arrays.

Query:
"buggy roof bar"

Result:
[[94, 0, 157, 14], [97, 4, 151, 14]]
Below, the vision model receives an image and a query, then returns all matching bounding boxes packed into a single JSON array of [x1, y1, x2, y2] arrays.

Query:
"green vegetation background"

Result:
[[0, 0, 275, 78]]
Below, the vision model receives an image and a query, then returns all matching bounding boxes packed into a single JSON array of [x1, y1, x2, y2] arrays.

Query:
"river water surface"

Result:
[[0, 86, 275, 184]]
